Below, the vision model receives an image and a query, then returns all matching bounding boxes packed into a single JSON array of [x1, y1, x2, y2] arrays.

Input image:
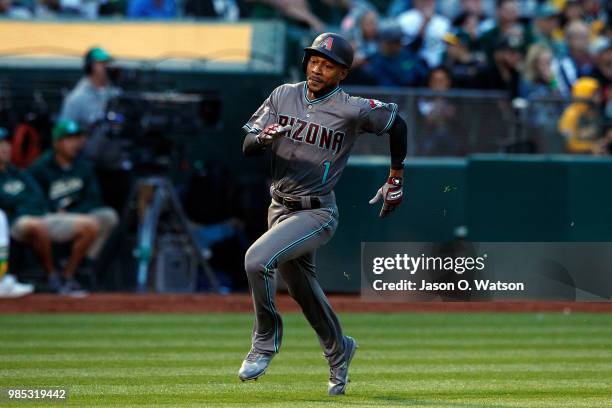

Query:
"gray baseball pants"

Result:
[[244, 191, 347, 367]]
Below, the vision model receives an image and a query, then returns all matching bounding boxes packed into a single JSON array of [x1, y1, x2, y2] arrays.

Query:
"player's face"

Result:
[[54, 135, 83, 161], [306, 55, 348, 94]]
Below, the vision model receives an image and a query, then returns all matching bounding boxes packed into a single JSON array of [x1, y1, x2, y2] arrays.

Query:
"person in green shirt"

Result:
[[0, 125, 95, 294], [27, 120, 119, 294]]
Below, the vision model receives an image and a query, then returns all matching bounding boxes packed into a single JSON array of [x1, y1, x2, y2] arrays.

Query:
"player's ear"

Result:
[[339, 68, 348, 81]]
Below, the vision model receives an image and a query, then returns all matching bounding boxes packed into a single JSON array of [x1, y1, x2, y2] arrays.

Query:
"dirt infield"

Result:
[[0, 293, 611, 313]]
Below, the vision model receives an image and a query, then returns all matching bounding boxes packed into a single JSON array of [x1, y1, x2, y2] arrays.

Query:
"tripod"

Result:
[[124, 177, 221, 293]]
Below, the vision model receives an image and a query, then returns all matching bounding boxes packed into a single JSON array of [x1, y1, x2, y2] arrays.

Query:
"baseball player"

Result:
[[239, 33, 407, 396]]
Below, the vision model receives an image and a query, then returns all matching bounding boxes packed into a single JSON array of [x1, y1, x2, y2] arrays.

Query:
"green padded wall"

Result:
[[317, 157, 467, 292]]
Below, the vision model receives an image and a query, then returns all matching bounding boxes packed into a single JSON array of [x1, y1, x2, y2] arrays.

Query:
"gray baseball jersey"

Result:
[[241, 82, 397, 368], [243, 81, 398, 196]]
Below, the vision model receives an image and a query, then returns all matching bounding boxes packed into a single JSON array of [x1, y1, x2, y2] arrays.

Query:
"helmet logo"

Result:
[[321, 36, 334, 51]]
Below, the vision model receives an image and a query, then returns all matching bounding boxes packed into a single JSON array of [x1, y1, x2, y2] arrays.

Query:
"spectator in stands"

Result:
[[28, 120, 119, 292], [592, 43, 612, 119], [559, 0, 584, 32], [581, 0, 606, 31], [552, 20, 594, 96], [418, 66, 461, 155], [59, 47, 118, 132], [442, 32, 487, 88], [0, 0, 32, 18], [520, 44, 563, 151], [0, 127, 93, 294], [56, 0, 104, 19], [127, 0, 177, 19], [360, 22, 428, 87], [558, 76, 602, 153], [480, 0, 534, 65], [397, 0, 451, 67], [341, 3, 379, 68], [452, 0, 495, 40], [533, 3, 564, 56], [520, 44, 561, 99], [475, 37, 523, 98], [184, 0, 241, 20], [245, 0, 325, 31], [34, 0, 60, 18]]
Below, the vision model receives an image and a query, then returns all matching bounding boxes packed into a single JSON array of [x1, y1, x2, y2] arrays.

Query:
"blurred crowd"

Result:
[[2, 0, 611, 152]]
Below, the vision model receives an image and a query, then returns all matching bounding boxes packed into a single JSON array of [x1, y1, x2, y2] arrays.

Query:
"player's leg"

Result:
[[278, 253, 345, 366], [279, 253, 357, 395], [87, 207, 119, 259], [240, 204, 337, 380], [244, 205, 337, 353], [10, 216, 55, 275], [45, 213, 98, 294]]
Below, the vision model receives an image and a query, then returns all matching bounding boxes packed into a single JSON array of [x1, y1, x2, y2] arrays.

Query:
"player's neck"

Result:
[[308, 84, 339, 100]]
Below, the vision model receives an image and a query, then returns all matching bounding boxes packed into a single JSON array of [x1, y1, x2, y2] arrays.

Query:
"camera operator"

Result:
[[59, 47, 119, 131]]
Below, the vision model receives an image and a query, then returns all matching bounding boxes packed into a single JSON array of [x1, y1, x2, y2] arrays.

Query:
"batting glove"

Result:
[[369, 176, 403, 218], [257, 124, 292, 145]]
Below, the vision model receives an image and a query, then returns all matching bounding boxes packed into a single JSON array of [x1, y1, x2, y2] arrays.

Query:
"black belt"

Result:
[[272, 189, 321, 211]]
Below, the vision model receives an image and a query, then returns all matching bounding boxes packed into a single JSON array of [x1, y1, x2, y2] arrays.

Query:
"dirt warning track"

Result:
[[0, 293, 610, 313]]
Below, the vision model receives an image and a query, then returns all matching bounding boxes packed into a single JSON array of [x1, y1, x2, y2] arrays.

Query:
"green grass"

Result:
[[0, 313, 611, 407]]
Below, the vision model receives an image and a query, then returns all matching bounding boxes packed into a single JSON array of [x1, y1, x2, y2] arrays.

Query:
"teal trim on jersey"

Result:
[[263, 208, 336, 353], [303, 82, 341, 105], [262, 266, 278, 353], [377, 103, 399, 135], [321, 161, 331, 185]]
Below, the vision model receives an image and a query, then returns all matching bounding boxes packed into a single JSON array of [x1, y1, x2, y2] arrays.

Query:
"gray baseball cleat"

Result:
[[328, 336, 358, 396], [238, 349, 275, 381]]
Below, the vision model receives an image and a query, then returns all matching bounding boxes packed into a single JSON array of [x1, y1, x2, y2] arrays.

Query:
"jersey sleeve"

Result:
[[355, 98, 399, 136], [242, 86, 282, 135]]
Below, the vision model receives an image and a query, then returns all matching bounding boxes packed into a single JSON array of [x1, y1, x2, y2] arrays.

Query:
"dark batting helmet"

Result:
[[302, 33, 354, 73]]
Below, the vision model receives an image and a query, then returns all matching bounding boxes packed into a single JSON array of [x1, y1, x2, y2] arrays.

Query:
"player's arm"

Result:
[[369, 115, 407, 218], [243, 130, 267, 157], [388, 115, 407, 174]]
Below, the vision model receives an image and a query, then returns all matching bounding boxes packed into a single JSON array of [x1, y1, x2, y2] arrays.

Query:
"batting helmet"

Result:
[[302, 33, 354, 73]]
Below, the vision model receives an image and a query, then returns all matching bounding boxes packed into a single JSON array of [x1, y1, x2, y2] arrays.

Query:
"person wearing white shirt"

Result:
[[397, 0, 451, 67]]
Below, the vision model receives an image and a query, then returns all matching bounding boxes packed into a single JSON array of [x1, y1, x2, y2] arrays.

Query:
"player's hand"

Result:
[[368, 176, 403, 218], [257, 124, 292, 145]]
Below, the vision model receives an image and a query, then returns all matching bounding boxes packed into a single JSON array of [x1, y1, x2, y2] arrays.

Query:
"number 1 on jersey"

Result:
[[321, 161, 331, 185]]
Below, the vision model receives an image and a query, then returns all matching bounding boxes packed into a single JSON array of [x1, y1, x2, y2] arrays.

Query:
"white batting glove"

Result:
[[257, 124, 292, 145]]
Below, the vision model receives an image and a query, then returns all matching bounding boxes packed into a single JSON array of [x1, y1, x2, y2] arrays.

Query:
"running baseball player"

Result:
[[239, 33, 407, 396]]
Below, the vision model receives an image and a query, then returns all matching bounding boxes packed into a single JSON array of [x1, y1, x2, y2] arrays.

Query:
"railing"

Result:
[[344, 86, 594, 156], [1, 78, 605, 157]]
